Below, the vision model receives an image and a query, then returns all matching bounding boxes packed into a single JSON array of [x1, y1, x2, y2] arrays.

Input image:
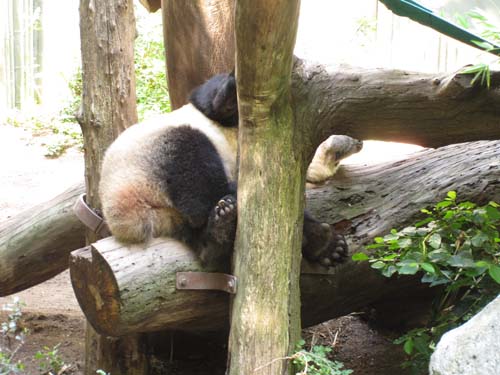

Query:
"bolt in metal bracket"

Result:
[[176, 272, 237, 294]]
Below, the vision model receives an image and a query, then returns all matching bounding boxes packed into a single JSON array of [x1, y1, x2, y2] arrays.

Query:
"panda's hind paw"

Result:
[[317, 232, 349, 267]]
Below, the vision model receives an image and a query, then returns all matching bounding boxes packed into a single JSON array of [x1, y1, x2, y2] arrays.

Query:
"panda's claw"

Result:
[[207, 194, 237, 244]]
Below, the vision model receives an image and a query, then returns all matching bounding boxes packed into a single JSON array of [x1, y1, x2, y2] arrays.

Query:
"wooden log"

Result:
[[0, 184, 85, 296], [70, 236, 427, 336], [69, 140, 500, 336], [70, 237, 229, 335]]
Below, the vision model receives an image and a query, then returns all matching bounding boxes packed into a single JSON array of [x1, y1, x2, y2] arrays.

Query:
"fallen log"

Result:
[[69, 140, 500, 336], [70, 236, 428, 336], [0, 184, 85, 295]]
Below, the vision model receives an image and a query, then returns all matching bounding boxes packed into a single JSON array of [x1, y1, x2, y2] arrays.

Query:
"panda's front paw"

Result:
[[207, 194, 237, 244], [214, 195, 237, 221]]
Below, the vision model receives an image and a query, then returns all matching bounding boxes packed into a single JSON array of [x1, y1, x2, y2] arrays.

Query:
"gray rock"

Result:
[[429, 295, 500, 375]]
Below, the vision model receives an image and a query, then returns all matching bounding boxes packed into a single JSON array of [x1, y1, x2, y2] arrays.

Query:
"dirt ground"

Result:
[[0, 124, 417, 374]]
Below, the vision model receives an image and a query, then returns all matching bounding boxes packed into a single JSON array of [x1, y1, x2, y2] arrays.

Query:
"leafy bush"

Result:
[[35, 344, 66, 374], [0, 298, 27, 374], [353, 192, 500, 373], [292, 340, 352, 375]]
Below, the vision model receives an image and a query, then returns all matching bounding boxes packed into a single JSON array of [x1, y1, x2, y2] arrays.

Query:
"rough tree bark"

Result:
[[292, 60, 500, 152], [228, 2, 304, 375], [0, 185, 84, 296], [76, 1, 148, 374]]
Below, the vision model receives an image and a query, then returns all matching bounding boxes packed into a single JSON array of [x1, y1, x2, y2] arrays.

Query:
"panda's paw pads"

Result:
[[214, 195, 237, 221], [317, 231, 349, 268], [207, 195, 237, 244]]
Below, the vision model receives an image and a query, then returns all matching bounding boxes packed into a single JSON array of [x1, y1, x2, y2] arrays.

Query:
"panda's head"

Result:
[[189, 72, 238, 127]]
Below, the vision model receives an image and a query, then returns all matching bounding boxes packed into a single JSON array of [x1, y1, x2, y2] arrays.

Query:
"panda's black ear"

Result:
[[212, 74, 237, 119], [229, 68, 235, 77]]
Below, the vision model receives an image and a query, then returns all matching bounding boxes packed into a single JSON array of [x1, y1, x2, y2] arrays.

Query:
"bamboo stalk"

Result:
[[13, 0, 22, 109]]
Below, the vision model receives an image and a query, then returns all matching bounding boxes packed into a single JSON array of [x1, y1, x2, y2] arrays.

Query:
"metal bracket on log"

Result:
[[73, 194, 111, 237], [176, 272, 237, 294]]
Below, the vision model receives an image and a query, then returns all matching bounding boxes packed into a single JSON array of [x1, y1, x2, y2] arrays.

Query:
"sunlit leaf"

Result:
[[447, 191, 457, 200], [352, 253, 369, 261]]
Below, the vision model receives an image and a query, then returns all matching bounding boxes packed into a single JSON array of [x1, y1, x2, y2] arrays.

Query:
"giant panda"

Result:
[[99, 72, 348, 266]]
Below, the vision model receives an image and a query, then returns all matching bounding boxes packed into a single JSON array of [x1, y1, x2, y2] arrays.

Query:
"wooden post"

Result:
[[76, 0, 148, 373], [228, 1, 304, 374]]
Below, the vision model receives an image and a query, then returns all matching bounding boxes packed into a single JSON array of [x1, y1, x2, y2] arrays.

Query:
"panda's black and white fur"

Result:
[[100, 72, 348, 266]]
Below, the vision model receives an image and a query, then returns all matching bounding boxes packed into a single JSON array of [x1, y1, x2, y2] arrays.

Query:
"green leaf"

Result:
[[384, 233, 399, 242], [414, 336, 431, 355], [421, 273, 438, 284], [471, 41, 495, 50], [448, 255, 475, 268], [436, 200, 452, 209], [382, 254, 399, 261], [397, 237, 413, 249], [374, 237, 385, 244], [352, 253, 369, 261], [443, 210, 455, 219], [365, 243, 385, 250], [486, 205, 500, 220], [371, 261, 386, 270], [401, 226, 417, 236], [430, 278, 450, 287], [398, 263, 420, 275], [488, 265, 500, 284], [475, 260, 490, 268], [471, 232, 488, 247], [461, 63, 488, 74], [447, 191, 457, 200], [421, 263, 435, 274], [403, 338, 414, 355], [382, 265, 397, 277], [428, 233, 442, 249]]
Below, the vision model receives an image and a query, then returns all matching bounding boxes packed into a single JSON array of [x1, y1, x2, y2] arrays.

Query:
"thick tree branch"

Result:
[[292, 58, 500, 152]]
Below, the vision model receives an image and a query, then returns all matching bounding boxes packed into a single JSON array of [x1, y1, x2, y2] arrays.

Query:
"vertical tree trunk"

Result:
[[228, 1, 303, 375], [76, 1, 148, 374]]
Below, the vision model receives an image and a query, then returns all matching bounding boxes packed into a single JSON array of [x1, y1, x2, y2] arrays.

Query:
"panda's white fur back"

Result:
[[99, 103, 238, 244]]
